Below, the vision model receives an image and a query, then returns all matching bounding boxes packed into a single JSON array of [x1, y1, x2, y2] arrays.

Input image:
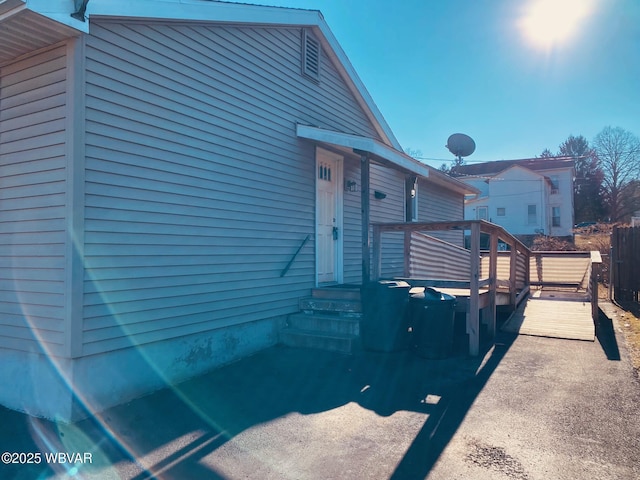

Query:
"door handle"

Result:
[[333, 226, 339, 240]]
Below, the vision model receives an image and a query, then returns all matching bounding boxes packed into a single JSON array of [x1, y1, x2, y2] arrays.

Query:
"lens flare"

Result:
[[520, 0, 596, 49]]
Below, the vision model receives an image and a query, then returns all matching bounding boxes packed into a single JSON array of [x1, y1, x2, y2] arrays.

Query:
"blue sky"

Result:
[[239, 0, 640, 168]]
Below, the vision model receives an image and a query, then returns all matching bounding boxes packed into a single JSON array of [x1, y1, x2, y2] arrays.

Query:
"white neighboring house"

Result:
[[456, 158, 576, 240]]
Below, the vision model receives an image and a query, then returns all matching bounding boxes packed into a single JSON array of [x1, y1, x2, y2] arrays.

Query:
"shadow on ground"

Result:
[[595, 309, 621, 361], [1, 317, 518, 480]]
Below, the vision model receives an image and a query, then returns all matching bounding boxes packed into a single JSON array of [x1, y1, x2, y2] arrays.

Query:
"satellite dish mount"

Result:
[[446, 133, 476, 164]]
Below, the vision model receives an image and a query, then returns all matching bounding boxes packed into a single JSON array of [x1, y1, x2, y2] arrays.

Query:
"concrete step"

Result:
[[288, 312, 360, 336], [280, 328, 360, 354], [299, 297, 362, 315], [311, 286, 361, 301]]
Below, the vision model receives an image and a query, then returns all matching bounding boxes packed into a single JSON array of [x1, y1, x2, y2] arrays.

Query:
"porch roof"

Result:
[[0, 1, 87, 66], [296, 124, 479, 196]]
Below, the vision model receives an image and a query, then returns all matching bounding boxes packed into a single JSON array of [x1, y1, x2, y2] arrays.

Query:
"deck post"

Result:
[[372, 224, 381, 281], [590, 250, 602, 322], [509, 240, 517, 308], [469, 221, 481, 356], [404, 229, 411, 277], [359, 151, 371, 283], [488, 227, 498, 338]]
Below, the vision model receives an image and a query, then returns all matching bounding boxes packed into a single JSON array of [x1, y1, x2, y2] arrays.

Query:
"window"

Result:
[[477, 206, 488, 221], [302, 29, 321, 81], [318, 161, 332, 182], [497, 207, 506, 216], [527, 204, 537, 225], [552, 207, 561, 227], [550, 175, 560, 194]]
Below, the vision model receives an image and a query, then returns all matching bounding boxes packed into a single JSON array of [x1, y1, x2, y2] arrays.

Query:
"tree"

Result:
[[438, 156, 465, 175], [592, 126, 640, 222], [539, 148, 554, 158], [558, 135, 605, 223]]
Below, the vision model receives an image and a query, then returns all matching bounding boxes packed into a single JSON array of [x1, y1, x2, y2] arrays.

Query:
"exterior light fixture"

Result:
[[374, 190, 387, 200]]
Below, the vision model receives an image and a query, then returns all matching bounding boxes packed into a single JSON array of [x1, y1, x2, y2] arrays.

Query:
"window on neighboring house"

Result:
[[477, 206, 488, 221], [552, 207, 561, 227], [527, 204, 537, 225], [302, 29, 321, 82], [550, 175, 560, 194], [497, 207, 506, 216]]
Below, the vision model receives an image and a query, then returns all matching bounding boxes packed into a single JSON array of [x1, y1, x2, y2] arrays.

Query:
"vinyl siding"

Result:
[[343, 162, 411, 283], [370, 164, 406, 277], [82, 21, 381, 354], [418, 180, 464, 246], [343, 156, 362, 283], [0, 45, 68, 355]]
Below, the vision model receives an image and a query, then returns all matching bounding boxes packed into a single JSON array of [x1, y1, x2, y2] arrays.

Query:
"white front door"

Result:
[[316, 148, 343, 284]]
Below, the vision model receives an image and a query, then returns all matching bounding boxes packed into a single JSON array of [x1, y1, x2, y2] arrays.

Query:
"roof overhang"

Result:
[[0, 0, 87, 66], [297, 124, 478, 195]]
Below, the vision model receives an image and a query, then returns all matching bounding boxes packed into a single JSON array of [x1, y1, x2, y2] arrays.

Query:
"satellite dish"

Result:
[[446, 133, 476, 159]]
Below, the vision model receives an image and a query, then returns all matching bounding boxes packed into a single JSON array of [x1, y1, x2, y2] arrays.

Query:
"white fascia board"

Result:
[[25, 0, 89, 32], [297, 124, 428, 177], [312, 20, 401, 150], [86, 0, 322, 25]]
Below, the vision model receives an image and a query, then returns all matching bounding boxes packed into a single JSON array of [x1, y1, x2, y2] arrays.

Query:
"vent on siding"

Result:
[[302, 29, 321, 81]]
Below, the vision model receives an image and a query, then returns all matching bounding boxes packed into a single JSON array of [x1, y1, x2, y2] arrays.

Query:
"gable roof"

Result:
[[0, 0, 400, 151], [453, 157, 575, 177], [2, 0, 478, 196], [490, 164, 547, 180]]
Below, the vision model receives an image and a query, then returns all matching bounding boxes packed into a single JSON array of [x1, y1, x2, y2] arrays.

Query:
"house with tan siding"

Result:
[[0, 0, 473, 420]]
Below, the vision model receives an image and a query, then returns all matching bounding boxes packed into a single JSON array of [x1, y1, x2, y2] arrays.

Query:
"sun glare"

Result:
[[520, 0, 596, 49]]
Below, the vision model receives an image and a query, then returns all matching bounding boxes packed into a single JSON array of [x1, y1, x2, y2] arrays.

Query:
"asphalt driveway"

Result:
[[1, 304, 639, 479]]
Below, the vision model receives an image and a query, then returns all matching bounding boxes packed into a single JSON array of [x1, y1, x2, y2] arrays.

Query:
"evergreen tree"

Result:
[[558, 135, 605, 223]]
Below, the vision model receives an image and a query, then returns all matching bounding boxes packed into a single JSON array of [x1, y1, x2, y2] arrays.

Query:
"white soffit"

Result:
[[0, 0, 86, 65]]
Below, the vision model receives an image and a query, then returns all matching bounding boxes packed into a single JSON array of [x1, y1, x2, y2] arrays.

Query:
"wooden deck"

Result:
[[501, 289, 595, 341]]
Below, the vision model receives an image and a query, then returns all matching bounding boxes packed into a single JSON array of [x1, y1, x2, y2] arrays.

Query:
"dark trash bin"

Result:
[[409, 287, 457, 358], [361, 280, 412, 352]]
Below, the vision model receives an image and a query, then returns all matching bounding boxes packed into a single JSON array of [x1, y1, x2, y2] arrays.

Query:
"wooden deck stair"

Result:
[[280, 286, 362, 354]]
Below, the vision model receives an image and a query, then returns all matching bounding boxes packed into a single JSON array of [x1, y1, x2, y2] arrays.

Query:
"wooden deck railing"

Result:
[[589, 251, 602, 322], [529, 251, 592, 288], [371, 221, 604, 355], [371, 220, 531, 356]]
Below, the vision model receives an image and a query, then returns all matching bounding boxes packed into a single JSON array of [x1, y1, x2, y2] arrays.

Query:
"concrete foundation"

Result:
[[0, 317, 283, 422]]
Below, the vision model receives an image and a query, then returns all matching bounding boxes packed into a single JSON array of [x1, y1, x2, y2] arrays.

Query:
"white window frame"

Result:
[[552, 206, 561, 227], [527, 204, 537, 225]]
